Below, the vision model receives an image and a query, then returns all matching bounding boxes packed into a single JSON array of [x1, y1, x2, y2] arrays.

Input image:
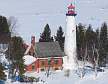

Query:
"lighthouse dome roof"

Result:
[[68, 4, 75, 9]]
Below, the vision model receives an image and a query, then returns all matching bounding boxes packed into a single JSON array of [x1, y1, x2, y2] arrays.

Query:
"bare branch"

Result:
[[7, 16, 18, 36]]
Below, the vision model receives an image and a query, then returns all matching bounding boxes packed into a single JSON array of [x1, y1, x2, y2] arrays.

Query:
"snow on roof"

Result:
[[23, 55, 36, 66], [24, 44, 31, 55]]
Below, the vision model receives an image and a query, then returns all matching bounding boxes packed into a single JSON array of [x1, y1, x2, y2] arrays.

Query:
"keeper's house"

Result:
[[24, 37, 65, 72]]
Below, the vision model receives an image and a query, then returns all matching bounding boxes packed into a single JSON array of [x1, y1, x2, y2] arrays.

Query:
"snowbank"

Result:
[[23, 67, 108, 84], [6, 68, 108, 84], [0, 53, 9, 65]]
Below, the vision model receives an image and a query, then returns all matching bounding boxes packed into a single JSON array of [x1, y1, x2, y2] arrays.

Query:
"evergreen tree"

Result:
[[86, 24, 95, 46], [85, 24, 97, 64], [55, 26, 65, 51], [0, 16, 10, 33], [0, 63, 5, 80], [100, 22, 107, 51], [76, 22, 108, 67], [99, 22, 108, 66], [10, 36, 25, 75], [95, 29, 100, 49], [76, 23, 86, 60], [39, 24, 53, 42]]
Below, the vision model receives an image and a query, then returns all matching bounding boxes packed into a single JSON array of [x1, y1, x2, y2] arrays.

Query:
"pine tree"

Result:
[[99, 22, 108, 66], [100, 22, 107, 51], [95, 29, 100, 49], [39, 24, 53, 42], [0, 16, 10, 33], [55, 26, 65, 51], [76, 23, 108, 67], [10, 36, 25, 75], [76, 23, 86, 60], [86, 24, 95, 46]]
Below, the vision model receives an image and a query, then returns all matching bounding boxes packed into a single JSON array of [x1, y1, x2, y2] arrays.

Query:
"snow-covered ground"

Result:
[[0, 53, 9, 65], [3, 55, 108, 84], [6, 67, 108, 84]]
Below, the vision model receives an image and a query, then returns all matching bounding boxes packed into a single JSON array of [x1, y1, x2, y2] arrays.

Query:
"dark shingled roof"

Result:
[[35, 42, 65, 58]]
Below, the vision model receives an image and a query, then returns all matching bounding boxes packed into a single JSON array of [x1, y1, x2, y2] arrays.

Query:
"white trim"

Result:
[[24, 44, 31, 55], [37, 57, 63, 59]]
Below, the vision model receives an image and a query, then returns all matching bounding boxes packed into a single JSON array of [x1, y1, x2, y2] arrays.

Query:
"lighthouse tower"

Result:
[[64, 3, 77, 70]]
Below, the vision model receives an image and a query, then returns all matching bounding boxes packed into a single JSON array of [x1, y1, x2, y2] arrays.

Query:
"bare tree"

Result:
[[7, 16, 19, 37], [76, 29, 87, 79], [7, 16, 19, 78], [92, 43, 99, 79], [79, 45, 88, 79]]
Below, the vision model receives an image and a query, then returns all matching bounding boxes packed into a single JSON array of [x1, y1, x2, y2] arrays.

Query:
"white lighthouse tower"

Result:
[[64, 3, 77, 70]]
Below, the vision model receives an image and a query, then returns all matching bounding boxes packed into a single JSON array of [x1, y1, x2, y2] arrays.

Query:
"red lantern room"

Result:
[[66, 3, 77, 16]]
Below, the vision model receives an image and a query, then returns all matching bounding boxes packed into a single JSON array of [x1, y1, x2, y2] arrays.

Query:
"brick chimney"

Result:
[[30, 36, 35, 56], [31, 36, 35, 46]]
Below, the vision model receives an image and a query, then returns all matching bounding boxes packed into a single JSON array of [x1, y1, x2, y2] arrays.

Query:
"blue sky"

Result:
[[0, 0, 107, 43]]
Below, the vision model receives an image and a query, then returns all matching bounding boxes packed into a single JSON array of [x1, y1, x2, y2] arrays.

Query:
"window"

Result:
[[41, 61, 45, 66], [32, 64, 35, 70], [54, 67, 59, 70], [41, 68, 45, 71], [54, 60, 58, 64], [41, 61, 45, 71]]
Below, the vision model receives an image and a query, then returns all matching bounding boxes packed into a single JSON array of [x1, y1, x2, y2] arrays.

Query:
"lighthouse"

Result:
[[64, 3, 77, 70]]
